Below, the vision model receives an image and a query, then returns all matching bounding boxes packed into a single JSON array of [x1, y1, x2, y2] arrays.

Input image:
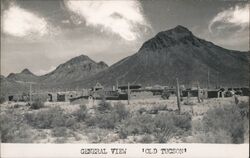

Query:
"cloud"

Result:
[[209, 4, 249, 33], [64, 0, 150, 41], [2, 4, 49, 37]]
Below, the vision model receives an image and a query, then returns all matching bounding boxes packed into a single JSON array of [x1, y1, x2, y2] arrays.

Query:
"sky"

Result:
[[1, 0, 249, 76]]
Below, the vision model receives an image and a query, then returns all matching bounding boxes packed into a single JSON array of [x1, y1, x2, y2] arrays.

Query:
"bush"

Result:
[[148, 108, 159, 114], [0, 112, 33, 143], [197, 104, 249, 143], [14, 104, 21, 108], [161, 91, 170, 100], [97, 100, 112, 113], [172, 112, 192, 130], [100, 114, 117, 129], [113, 102, 129, 121], [74, 105, 87, 121], [25, 106, 76, 129], [138, 107, 147, 114], [119, 114, 154, 136], [0, 96, 6, 104], [139, 134, 154, 143], [30, 98, 44, 110], [86, 101, 129, 129], [117, 111, 192, 143], [153, 113, 176, 143], [238, 101, 249, 119], [52, 127, 69, 137]]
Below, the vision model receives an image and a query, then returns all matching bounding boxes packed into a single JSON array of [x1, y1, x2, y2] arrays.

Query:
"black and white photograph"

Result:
[[0, 0, 249, 150]]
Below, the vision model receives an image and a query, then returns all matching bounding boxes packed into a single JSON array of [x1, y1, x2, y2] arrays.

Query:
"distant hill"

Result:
[[7, 68, 39, 83], [1, 55, 108, 96], [1, 25, 249, 96], [40, 54, 108, 83]]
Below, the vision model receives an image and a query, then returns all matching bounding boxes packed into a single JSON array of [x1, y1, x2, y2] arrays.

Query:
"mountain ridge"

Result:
[[1, 25, 249, 96], [72, 25, 249, 88]]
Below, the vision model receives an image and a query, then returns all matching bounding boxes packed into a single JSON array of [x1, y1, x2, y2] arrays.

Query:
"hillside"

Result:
[[1, 25, 249, 95], [7, 69, 39, 83], [76, 25, 249, 88], [1, 55, 108, 95], [40, 54, 108, 83]]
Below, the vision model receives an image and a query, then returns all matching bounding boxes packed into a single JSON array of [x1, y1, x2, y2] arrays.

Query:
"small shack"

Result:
[[48, 93, 57, 102], [57, 92, 66, 102], [118, 84, 142, 91], [93, 82, 104, 91]]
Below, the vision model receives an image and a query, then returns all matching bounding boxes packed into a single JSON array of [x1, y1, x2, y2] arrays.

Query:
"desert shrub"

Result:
[[137, 114, 155, 134], [138, 107, 147, 114], [74, 105, 87, 121], [0, 112, 33, 143], [30, 98, 44, 110], [96, 112, 117, 129], [0, 96, 6, 104], [153, 113, 176, 143], [118, 114, 154, 137], [237, 101, 249, 119], [113, 102, 129, 121], [14, 104, 21, 108], [85, 115, 98, 126], [161, 91, 170, 100], [148, 107, 159, 114], [86, 101, 129, 129], [156, 104, 168, 111], [192, 129, 233, 143], [147, 105, 168, 114], [54, 137, 67, 143], [0, 113, 16, 142], [139, 134, 154, 143], [119, 118, 140, 137], [172, 112, 192, 130], [117, 111, 192, 143], [154, 112, 191, 143], [196, 104, 249, 143], [87, 128, 111, 143], [25, 106, 76, 129], [52, 127, 69, 137], [118, 125, 129, 139], [97, 100, 112, 113]]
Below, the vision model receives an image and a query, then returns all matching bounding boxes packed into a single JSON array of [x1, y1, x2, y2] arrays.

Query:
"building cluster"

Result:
[[6, 82, 249, 103]]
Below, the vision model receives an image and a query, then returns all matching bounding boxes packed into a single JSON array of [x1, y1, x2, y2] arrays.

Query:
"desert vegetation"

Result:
[[0, 97, 249, 143]]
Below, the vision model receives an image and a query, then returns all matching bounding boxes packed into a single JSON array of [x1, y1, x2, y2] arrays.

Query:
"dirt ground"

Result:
[[0, 96, 248, 143]]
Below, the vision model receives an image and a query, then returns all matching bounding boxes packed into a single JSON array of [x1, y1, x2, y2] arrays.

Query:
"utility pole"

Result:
[[176, 78, 181, 114], [116, 80, 119, 90], [29, 83, 32, 103], [197, 81, 201, 103], [216, 71, 219, 89], [127, 82, 130, 105], [207, 68, 210, 89]]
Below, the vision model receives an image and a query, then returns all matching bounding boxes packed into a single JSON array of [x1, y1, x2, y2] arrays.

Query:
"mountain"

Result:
[[40, 54, 108, 84], [1, 55, 109, 95], [76, 25, 249, 88], [0, 75, 28, 97], [7, 68, 39, 83], [1, 25, 249, 95]]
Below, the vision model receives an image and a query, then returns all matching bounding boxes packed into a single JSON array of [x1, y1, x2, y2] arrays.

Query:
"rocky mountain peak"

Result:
[[21, 68, 33, 75], [171, 25, 191, 33], [139, 25, 199, 51], [98, 61, 108, 68], [67, 54, 93, 64]]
